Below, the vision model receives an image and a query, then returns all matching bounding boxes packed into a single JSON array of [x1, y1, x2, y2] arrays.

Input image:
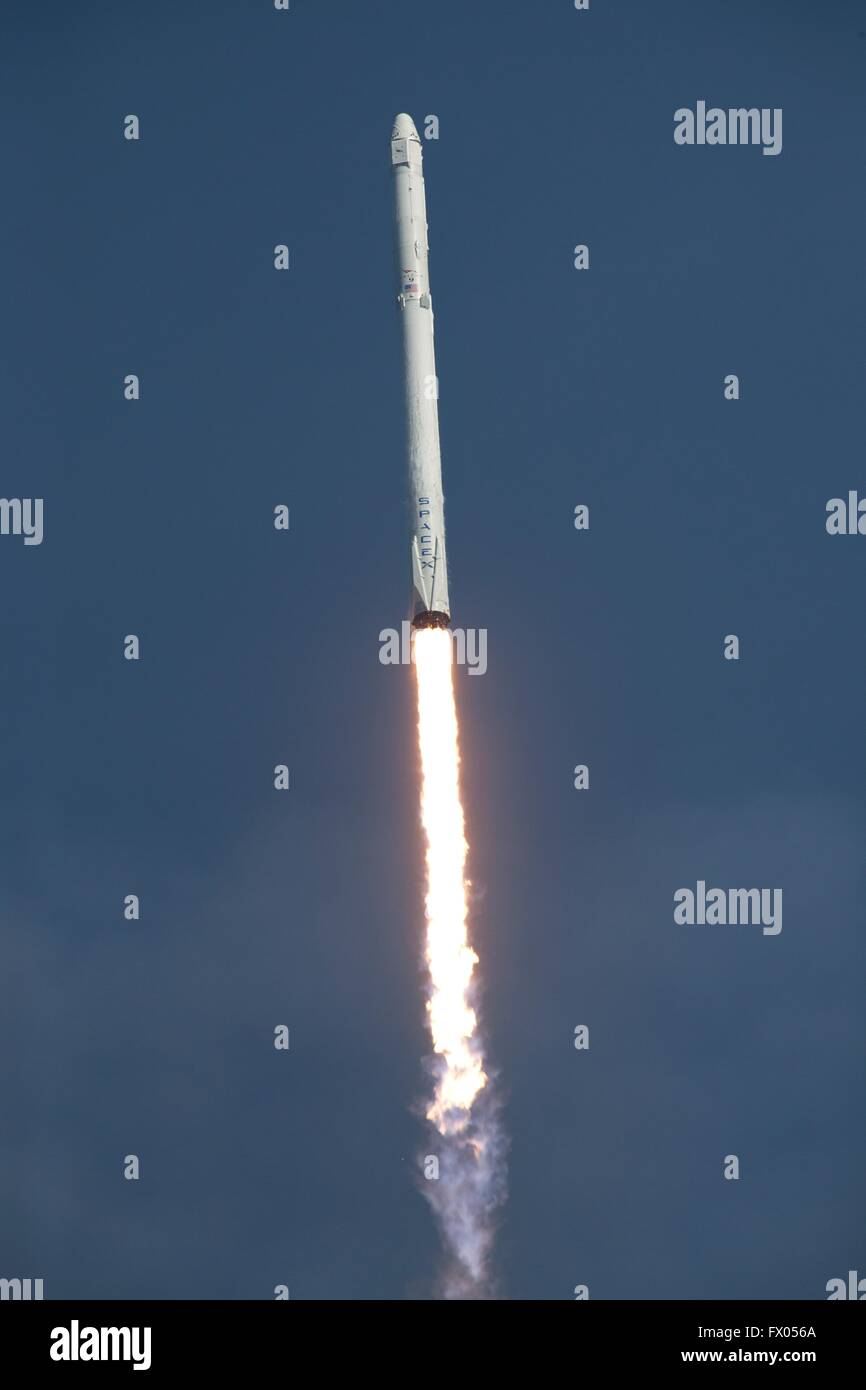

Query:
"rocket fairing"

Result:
[[390, 113, 451, 630]]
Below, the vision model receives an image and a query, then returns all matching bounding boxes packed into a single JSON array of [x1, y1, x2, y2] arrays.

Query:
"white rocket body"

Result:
[[390, 113, 451, 628]]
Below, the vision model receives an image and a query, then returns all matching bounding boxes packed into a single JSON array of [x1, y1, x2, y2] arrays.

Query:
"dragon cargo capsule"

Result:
[[390, 113, 450, 629]]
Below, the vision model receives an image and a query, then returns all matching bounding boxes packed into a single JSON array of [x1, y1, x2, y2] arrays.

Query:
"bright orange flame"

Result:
[[414, 627, 487, 1133]]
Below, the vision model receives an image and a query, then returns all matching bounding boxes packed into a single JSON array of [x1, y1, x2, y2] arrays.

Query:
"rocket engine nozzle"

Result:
[[411, 610, 451, 631]]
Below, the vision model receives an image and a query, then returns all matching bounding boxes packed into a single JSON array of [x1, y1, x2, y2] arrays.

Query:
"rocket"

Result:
[[390, 113, 450, 629]]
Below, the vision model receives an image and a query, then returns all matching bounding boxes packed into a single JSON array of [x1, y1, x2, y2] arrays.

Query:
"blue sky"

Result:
[[1, 0, 863, 1298]]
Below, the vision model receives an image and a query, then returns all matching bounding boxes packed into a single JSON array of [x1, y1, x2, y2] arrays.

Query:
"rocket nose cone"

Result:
[[392, 113, 419, 141]]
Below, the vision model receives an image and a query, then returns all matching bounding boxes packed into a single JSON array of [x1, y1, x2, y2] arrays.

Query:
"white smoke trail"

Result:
[[413, 626, 506, 1297]]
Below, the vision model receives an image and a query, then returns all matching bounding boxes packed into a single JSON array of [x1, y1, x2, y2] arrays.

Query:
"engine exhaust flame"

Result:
[[413, 626, 505, 1295]]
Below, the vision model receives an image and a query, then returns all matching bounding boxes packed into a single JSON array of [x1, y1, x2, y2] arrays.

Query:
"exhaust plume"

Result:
[[413, 626, 506, 1296]]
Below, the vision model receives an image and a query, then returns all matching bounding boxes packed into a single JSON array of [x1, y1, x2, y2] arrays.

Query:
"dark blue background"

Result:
[[1, 0, 863, 1298]]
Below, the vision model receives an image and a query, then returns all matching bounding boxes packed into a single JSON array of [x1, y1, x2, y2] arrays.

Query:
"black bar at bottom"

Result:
[[2, 1299, 861, 1375]]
